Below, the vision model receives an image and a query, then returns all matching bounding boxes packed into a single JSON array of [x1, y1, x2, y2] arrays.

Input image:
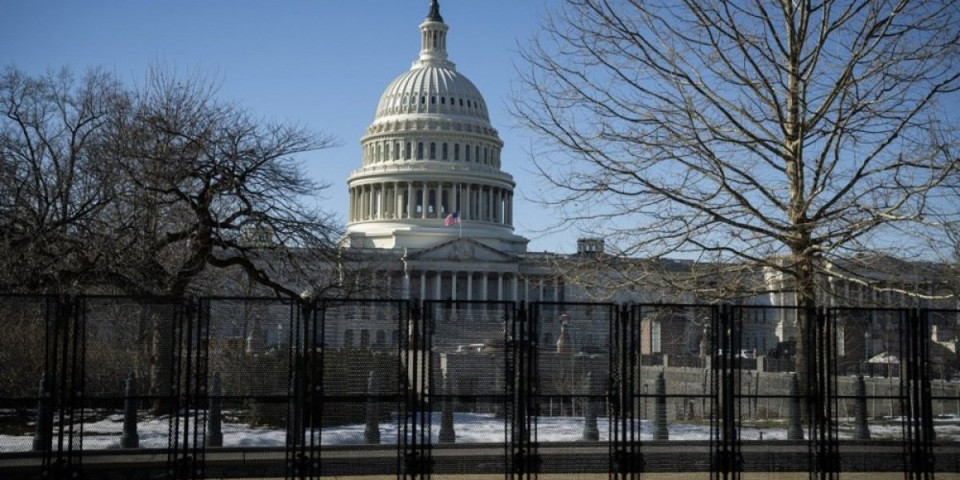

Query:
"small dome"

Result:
[[375, 66, 489, 121]]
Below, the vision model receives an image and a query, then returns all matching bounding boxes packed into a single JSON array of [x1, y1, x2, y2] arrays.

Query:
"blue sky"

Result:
[[1, 0, 581, 253]]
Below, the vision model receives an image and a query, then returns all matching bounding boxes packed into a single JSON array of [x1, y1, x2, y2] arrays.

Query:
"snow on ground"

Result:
[[1, 412, 957, 452]]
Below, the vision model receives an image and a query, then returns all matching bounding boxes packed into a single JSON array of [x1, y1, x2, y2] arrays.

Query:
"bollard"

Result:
[[121, 373, 139, 448], [364, 371, 381, 444], [206, 372, 223, 447], [787, 373, 804, 440], [653, 372, 668, 440], [32, 375, 52, 451], [439, 375, 455, 443], [853, 374, 870, 440], [582, 372, 599, 441]]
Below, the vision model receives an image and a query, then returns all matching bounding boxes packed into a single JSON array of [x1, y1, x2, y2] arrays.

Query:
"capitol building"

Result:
[[304, 1, 955, 357], [340, 0, 563, 306]]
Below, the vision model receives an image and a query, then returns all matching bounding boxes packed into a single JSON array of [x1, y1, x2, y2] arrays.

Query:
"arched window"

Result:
[[405, 142, 412, 160], [442, 143, 448, 160], [454, 144, 460, 161], [376, 330, 386, 347], [394, 142, 400, 160], [465, 144, 471, 162], [360, 330, 370, 348], [430, 142, 436, 160], [459, 98, 463, 106], [475, 146, 480, 163], [417, 142, 424, 160], [431, 96, 436, 104], [441, 97, 446, 105], [344, 329, 354, 347]]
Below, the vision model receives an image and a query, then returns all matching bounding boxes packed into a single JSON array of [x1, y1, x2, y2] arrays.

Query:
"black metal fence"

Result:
[[0, 295, 958, 479]]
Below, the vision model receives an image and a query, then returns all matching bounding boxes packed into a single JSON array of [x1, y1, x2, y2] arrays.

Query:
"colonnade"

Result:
[[349, 181, 513, 225], [369, 269, 562, 303], [363, 139, 500, 167]]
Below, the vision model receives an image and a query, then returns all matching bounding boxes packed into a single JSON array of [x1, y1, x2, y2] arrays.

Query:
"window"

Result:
[[421, 96, 426, 104], [405, 142, 412, 160], [430, 142, 436, 160], [651, 321, 661, 353], [394, 142, 400, 160], [441, 97, 445, 104], [465, 144, 471, 162], [431, 96, 436, 104], [454, 144, 459, 161], [442, 143, 448, 160], [376, 330, 386, 347], [344, 329, 354, 347], [360, 330, 370, 347], [475, 146, 480, 163], [459, 98, 463, 106], [417, 142, 424, 159]]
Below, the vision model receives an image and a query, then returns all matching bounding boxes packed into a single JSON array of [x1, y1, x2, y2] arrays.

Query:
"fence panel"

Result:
[[0, 295, 958, 480]]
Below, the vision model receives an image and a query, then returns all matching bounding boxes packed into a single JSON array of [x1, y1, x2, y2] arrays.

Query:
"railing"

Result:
[[0, 295, 957, 479]]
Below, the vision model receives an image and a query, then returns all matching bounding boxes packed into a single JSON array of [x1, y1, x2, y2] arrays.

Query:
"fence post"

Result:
[[582, 372, 599, 441], [31, 375, 51, 452], [206, 372, 222, 447], [653, 371, 668, 440], [438, 374, 455, 443], [854, 374, 870, 440], [364, 370, 381, 444], [788, 373, 804, 440], [121, 373, 139, 448]]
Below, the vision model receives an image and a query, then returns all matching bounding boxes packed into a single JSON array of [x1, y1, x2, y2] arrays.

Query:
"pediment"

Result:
[[408, 238, 518, 263]]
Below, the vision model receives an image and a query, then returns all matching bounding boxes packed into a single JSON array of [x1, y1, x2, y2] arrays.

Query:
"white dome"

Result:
[[375, 66, 489, 122], [344, 1, 528, 254]]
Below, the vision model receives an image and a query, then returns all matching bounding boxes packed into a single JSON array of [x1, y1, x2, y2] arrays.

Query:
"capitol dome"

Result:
[[374, 66, 489, 123], [345, 0, 528, 254]]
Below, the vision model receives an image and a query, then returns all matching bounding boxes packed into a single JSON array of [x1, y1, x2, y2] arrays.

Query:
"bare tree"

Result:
[[514, 1, 960, 370], [1, 66, 341, 297], [0, 67, 128, 292], [107, 69, 341, 297]]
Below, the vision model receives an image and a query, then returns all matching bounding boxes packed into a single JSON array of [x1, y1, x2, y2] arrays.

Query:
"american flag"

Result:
[[444, 211, 460, 227]]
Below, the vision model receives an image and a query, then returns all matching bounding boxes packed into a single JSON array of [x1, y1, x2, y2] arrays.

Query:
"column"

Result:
[[403, 270, 410, 299], [524, 278, 530, 303], [420, 272, 427, 301], [367, 185, 374, 220], [386, 274, 393, 297], [349, 188, 355, 222], [553, 278, 560, 302], [512, 276, 519, 302], [463, 183, 471, 221], [497, 274, 503, 301], [538, 282, 544, 302], [481, 273, 488, 301], [452, 272, 458, 301], [488, 187, 494, 222], [421, 183, 428, 219], [407, 182, 414, 219], [467, 272, 473, 301], [435, 271, 442, 300]]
